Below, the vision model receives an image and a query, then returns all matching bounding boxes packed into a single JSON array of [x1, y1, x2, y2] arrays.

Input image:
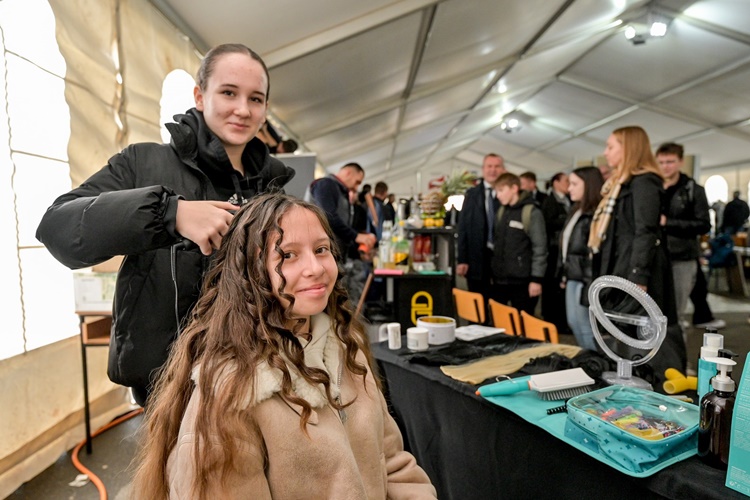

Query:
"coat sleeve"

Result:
[[528, 207, 548, 282], [628, 174, 663, 286], [380, 391, 438, 499], [35, 147, 181, 269]]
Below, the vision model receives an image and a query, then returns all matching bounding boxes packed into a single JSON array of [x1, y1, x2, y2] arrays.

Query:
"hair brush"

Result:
[[476, 367, 595, 401]]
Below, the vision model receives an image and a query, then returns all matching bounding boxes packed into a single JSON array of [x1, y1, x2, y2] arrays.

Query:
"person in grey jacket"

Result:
[[490, 173, 547, 315], [35, 44, 294, 406]]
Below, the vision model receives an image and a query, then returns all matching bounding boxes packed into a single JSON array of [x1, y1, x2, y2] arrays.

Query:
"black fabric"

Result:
[[403, 333, 537, 366], [691, 261, 715, 324], [373, 341, 744, 500], [560, 212, 593, 283], [663, 173, 710, 262]]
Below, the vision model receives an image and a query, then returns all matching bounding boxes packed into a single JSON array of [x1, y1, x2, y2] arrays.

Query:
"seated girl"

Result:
[[132, 193, 436, 499]]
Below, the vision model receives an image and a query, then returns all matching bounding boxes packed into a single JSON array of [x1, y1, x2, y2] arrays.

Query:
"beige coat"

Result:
[[166, 314, 437, 499]]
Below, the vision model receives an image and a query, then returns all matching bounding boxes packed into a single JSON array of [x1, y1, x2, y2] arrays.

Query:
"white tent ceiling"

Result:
[[148, 0, 750, 195]]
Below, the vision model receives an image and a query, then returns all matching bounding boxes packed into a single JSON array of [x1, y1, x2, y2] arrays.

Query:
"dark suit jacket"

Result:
[[457, 181, 497, 281]]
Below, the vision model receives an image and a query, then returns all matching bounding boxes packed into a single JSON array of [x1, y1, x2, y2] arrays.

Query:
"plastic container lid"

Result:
[[700, 333, 723, 359], [705, 357, 736, 393]]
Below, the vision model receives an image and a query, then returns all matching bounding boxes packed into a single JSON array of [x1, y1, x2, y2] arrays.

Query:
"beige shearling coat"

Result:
[[166, 313, 437, 499]]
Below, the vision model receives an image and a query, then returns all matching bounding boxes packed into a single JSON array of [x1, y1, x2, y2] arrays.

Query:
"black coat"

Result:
[[457, 181, 495, 281], [664, 173, 710, 261], [36, 109, 294, 393], [592, 172, 685, 380], [560, 211, 593, 283]]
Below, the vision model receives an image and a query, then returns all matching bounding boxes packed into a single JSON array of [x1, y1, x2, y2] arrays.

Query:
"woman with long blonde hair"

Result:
[[131, 193, 436, 499], [588, 126, 685, 387]]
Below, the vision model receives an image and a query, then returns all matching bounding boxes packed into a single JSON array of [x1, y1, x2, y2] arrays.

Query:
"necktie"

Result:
[[486, 188, 495, 246]]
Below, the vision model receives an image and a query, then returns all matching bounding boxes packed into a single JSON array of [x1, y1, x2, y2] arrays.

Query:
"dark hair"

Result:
[[197, 43, 271, 100], [342, 162, 365, 174], [656, 142, 684, 159], [551, 172, 567, 184], [495, 172, 520, 189], [374, 181, 388, 196], [520, 171, 537, 182], [570, 166, 604, 213], [279, 138, 298, 153]]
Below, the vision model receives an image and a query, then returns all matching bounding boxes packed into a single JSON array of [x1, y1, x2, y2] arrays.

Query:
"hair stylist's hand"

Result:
[[175, 200, 239, 255]]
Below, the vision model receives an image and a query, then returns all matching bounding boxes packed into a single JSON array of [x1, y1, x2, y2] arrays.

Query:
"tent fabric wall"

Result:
[[48, 0, 200, 187], [0, 0, 201, 496]]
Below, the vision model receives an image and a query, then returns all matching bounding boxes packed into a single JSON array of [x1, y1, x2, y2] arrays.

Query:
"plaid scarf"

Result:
[[588, 175, 623, 254]]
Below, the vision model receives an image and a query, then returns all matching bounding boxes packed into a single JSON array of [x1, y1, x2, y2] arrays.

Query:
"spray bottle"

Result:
[[698, 357, 737, 469], [697, 329, 723, 400]]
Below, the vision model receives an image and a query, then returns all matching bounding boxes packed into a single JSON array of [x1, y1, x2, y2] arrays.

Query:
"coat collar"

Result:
[[191, 313, 343, 411]]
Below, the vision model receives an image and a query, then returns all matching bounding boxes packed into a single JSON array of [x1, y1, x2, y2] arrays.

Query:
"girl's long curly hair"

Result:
[[131, 193, 373, 499]]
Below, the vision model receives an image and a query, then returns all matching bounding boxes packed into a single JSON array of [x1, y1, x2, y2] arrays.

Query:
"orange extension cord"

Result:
[[70, 408, 144, 500]]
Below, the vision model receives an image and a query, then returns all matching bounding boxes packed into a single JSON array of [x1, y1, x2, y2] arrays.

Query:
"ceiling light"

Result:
[[499, 119, 521, 133], [623, 17, 669, 46], [650, 21, 667, 37]]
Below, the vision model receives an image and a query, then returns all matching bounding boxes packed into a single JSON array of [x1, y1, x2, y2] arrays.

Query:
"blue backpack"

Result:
[[708, 233, 734, 268]]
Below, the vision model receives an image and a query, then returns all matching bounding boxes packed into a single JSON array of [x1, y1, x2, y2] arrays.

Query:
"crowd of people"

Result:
[[458, 126, 745, 385], [35, 40, 748, 497]]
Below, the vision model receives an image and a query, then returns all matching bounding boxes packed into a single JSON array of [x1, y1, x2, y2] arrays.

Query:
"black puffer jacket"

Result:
[[560, 210, 593, 283], [664, 173, 710, 261], [36, 109, 294, 394]]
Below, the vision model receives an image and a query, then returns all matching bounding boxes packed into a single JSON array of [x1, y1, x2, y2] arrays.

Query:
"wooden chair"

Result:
[[452, 288, 485, 325], [488, 299, 521, 336], [519, 310, 559, 344]]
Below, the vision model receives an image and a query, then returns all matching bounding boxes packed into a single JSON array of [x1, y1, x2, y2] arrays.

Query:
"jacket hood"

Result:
[[166, 109, 295, 203], [510, 190, 535, 209]]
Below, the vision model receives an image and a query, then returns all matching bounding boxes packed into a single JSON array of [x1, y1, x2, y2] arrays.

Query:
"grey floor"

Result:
[[9, 287, 750, 499]]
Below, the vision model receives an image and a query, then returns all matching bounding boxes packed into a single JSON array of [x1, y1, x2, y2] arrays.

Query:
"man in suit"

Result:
[[520, 171, 548, 206], [457, 153, 506, 310]]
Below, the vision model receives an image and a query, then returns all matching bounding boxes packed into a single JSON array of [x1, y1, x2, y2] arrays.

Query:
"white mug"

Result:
[[406, 327, 429, 351], [379, 322, 402, 349]]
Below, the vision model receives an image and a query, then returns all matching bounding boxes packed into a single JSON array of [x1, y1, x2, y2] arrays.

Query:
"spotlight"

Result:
[[499, 119, 520, 133], [624, 26, 636, 40], [650, 21, 667, 37]]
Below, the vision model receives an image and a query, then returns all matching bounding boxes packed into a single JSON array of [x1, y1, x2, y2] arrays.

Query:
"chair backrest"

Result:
[[520, 310, 559, 344], [488, 299, 521, 336], [452, 288, 485, 324]]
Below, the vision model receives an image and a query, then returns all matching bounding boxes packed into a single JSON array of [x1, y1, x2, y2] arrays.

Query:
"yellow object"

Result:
[[441, 344, 582, 384], [662, 368, 698, 394], [424, 218, 435, 227], [434, 218, 444, 227], [520, 311, 559, 344], [452, 287, 485, 324], [488, 299, 521, 336], [410, 292, 433, 325]]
